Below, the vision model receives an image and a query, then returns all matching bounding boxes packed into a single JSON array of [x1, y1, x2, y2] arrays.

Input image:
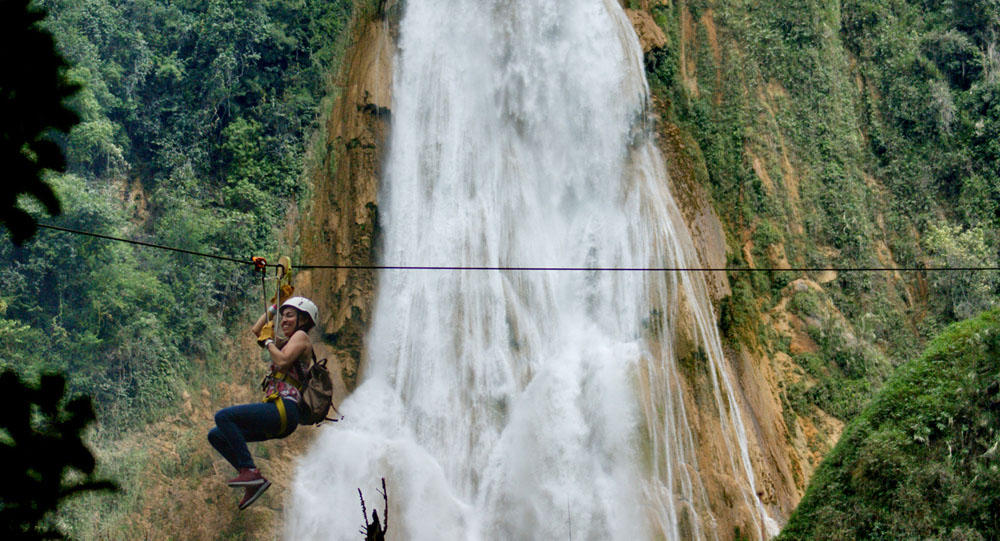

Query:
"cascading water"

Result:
[[289, 1, 778, 539]]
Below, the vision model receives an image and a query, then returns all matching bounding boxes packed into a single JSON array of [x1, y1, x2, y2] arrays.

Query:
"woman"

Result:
[[208, 296, 318, 510]]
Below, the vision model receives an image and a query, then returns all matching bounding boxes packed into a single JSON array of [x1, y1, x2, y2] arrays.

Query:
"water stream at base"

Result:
[[288, 1, 778, 538]]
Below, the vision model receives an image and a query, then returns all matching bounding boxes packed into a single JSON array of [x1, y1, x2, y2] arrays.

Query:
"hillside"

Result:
[[778, 308, 1000, 539], [622, 0, 1000, 523]]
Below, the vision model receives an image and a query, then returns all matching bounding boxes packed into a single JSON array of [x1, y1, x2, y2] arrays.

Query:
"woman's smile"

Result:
[[279, 310, 297, 336]]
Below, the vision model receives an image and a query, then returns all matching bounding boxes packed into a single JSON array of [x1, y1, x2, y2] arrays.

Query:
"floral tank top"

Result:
[[264, 359, 307, 403]]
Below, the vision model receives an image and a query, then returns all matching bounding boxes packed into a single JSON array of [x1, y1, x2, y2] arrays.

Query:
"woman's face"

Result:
[[279, 307, 299, 337]]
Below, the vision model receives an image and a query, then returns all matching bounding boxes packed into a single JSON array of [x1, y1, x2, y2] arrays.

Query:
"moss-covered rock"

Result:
[[779, 308, 1000, 539]]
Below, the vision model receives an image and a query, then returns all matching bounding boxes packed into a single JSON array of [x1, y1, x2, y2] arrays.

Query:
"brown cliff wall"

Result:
[[626, 0, 830, 533], [292, 3, 397, 390]]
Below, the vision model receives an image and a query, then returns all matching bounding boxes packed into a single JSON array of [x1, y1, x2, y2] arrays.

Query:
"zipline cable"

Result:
[[290, 264, 1000, 272], [31, 222, 1000, 273], [36, 223, 255, 267]]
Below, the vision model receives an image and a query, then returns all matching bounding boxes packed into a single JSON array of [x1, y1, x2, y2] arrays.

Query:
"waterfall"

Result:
[[288, 1, 777, 539]]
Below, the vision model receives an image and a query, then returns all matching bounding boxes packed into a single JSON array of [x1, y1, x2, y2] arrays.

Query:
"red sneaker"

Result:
[[227, 467, 266, 487], [238, 479, 271, 510]]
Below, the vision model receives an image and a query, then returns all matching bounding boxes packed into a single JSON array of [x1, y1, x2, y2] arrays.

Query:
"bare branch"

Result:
[[358, 488, 368, 533]]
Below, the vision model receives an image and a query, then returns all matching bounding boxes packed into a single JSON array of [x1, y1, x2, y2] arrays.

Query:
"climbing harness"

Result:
[[262, 393, 289, 437], [261, 370, 303, 437], [270, 369, 302, 389]]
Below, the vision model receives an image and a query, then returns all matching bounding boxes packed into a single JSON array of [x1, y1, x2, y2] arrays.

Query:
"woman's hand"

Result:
[[256, 322, 274, 347], [250, 310, 271, 338]]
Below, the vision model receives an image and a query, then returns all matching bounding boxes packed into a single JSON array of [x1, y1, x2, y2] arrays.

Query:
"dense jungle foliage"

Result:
[[0, 0, 353, 431], [646, 0, 1000, 426], [777, 308, 1000, 539], [0, 0, 77, 243]]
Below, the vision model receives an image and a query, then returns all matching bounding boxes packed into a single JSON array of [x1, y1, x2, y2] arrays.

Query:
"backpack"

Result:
[[297, 357, 341, 425]]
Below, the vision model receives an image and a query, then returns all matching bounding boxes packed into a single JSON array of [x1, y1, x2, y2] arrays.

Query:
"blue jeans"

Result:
[[208, 399, 299, 470]]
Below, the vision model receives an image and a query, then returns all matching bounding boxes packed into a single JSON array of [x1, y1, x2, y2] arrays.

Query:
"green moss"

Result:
[[787, 289, 822, 319], [779, 308, 1000, 539]]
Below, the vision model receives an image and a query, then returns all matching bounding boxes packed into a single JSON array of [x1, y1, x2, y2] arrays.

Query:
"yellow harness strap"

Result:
[[271, 370, 302, 390], [263, 392, 288, 437], [261, 368, 303, 437]]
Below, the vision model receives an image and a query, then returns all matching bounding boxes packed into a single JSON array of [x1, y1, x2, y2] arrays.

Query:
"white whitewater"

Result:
[[288, 1, 777, 539]]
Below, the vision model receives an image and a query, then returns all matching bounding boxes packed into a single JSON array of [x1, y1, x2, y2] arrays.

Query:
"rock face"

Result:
[[293, 6, 396, 390], [642, 14, 814, 537], [625, 8, 669, 53], [628, 4, 809, 532]]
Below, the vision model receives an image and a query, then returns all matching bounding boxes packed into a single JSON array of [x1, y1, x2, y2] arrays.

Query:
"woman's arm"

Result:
[[264, 331, 311, 371]]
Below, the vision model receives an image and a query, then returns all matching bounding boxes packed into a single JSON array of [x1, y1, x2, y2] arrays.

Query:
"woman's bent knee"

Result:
[[214, 406, 234, 426]]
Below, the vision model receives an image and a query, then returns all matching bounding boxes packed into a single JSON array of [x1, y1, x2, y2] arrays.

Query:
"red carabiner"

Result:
[[252, 256, 267, 271]]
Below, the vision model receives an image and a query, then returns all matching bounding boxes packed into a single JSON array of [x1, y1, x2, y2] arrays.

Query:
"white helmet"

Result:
[[280, 296, 318, 328]]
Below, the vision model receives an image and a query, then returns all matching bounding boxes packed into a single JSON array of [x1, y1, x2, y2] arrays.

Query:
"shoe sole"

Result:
[[228, 478, 267, 488], [239, 480, 271, 510]]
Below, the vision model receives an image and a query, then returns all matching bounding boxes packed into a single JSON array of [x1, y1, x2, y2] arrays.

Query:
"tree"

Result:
[[0, 371, 116, 539], [0, 0, 78, 243], [923, 221, 999, 321]]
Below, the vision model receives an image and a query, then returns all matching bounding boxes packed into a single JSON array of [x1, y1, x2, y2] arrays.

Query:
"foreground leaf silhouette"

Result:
[[0, 0, 78, 243], [0, 371, 116, 539]]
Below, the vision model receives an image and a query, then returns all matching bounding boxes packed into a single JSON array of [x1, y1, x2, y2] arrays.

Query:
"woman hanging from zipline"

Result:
[[208, 295, 318, 510]]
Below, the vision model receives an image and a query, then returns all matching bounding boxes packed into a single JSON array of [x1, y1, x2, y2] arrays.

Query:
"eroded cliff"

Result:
[[293, 2, 397, 391]]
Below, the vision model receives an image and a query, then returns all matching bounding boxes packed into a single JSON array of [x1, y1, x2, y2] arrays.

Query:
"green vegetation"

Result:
[[2, 1, 359, 535], [923, 221, 999, 320], [1, 0, 354, 432], [778, 308, 1000, 539], [646, 0, 1000, 427]]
